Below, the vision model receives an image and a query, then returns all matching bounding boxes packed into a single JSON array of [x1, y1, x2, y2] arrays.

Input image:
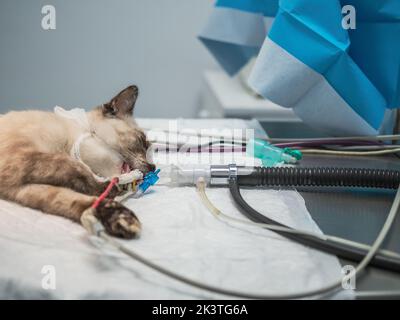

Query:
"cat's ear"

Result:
[[102, 85, 138, 118]]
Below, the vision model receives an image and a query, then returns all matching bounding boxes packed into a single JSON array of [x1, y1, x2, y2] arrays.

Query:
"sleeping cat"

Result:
[[0, 85, 155, 239]]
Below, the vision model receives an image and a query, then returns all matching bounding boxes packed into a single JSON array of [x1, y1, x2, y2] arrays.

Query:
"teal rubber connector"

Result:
[[283, 148, 303, 161], [139, 169, 160, 193], [247, 139, 300, 167]]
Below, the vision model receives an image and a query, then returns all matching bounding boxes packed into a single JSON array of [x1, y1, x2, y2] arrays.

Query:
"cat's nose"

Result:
[[147, 163, 156, 172]]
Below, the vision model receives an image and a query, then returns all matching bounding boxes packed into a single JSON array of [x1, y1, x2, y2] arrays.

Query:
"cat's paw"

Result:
[[95, 199, 141, 239]]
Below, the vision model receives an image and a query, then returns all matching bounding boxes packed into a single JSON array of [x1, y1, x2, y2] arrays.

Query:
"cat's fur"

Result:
[[0, 85, 155, 239]]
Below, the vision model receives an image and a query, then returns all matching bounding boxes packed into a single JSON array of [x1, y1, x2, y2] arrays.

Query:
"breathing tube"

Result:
[[201, 164, 400, 273], [159, 164, 400, 273], [233, 166, 400, 189]]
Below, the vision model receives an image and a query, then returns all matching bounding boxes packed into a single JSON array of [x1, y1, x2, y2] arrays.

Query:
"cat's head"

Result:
[[85, 85, 155, 178]]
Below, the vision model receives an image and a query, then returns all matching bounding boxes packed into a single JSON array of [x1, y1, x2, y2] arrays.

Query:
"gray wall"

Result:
[[0, 0, 216, 117]]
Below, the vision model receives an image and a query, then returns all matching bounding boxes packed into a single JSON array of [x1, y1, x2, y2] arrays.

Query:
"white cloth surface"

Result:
[[0, 187, 350, 299], [0, 118, 352, 299]]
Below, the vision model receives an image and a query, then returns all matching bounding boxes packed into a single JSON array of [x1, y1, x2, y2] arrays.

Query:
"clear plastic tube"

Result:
[[157, 164, 211, 187]]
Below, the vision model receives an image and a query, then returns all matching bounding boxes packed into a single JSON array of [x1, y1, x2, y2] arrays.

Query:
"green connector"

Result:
[[247, 138, 300, 167], [283, 148, 303, 160]]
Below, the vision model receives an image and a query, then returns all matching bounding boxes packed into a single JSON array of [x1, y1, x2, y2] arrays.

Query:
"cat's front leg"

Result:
[[10, 184, 141, 239]]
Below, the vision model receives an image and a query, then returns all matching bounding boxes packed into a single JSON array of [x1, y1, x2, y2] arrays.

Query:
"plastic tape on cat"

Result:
[[69, 129, 143, 185], [54, 106, 143, 186], [70, 132, 143, 184]]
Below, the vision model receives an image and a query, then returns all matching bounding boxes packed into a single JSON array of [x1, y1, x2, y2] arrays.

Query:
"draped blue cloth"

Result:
[[199, 0, 400, 136]]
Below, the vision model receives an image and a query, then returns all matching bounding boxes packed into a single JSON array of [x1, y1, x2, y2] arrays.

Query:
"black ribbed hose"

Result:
[[229, 176, 400, 273], [238, 167, 400, 189]]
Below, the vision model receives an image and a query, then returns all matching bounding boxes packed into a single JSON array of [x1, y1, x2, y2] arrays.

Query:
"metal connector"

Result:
[[210, 164, 240, 186]]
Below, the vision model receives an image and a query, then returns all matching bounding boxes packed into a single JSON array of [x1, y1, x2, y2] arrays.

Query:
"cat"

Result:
[[0, 85, 155, 239]]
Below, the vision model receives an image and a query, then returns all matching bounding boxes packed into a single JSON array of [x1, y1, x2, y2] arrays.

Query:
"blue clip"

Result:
[[139, 169, 160, 193]]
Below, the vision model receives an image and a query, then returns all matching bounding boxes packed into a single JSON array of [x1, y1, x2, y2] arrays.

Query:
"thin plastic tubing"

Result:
[[145, 128, 400, 144], [97, 183, 400, 299], [229, 178, 400, 273], [150, 135, 400, 156], [266, 134, 400, 143], [196, 179, 400, 261], [92, 177, 119, 209], [300, 148, 400, 156], [274, 140, 382, 148]]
